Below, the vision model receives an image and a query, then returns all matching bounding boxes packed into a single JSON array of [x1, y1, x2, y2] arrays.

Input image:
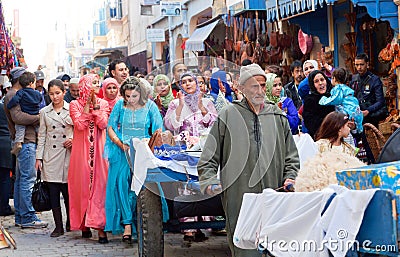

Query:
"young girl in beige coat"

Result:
[[35, 79, 73, 237]]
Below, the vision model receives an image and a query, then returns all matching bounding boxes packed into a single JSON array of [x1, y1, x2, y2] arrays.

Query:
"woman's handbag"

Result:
[[148, 129, 176, 153], [32, 171, 51, 212]]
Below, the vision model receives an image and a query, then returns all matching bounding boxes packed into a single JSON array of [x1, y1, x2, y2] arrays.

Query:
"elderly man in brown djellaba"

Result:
[[198, 63, 300, 257]]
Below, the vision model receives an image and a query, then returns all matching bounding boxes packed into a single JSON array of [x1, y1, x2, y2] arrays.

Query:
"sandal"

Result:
[[122, 234, 132, 243]]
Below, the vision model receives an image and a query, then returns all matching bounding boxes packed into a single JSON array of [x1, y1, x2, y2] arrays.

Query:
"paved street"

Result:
[[0, 201, 230, 257]]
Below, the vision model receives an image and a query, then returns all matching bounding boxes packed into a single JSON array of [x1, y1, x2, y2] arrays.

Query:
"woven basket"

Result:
[[379, 121, 400, 140], [379, 122, 393, 136], [364, 123, 387, 162]]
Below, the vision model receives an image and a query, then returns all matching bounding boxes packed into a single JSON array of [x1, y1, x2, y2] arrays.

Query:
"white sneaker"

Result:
[[21, 220, 48, 228]]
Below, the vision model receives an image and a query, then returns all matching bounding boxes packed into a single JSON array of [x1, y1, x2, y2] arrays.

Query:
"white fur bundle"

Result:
[[295, 151, 365, 192]]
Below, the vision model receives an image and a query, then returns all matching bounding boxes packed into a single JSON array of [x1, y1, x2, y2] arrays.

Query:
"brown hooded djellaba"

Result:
[[198, 97, 300, 257]]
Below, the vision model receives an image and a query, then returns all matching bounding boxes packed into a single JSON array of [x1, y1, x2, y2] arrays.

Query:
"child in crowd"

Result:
[[7, 71, 41, 155], [314, 111, 358, 156], [295, 111, 363, 192], [319, 67, 363, 133]]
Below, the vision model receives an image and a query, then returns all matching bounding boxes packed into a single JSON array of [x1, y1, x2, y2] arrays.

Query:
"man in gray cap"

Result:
[[34, 70, 50, 109], [3, 67, 48, 228], [198, 63, 299, 256]]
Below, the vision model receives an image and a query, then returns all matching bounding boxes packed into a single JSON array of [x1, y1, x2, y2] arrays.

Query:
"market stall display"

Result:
[[0, 2, 19, 73]]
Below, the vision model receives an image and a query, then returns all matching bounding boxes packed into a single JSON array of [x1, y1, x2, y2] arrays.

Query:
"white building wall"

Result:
[[226, 0, 243, 8], [128, 0, 155, 55], [150, 0, 213, 65]]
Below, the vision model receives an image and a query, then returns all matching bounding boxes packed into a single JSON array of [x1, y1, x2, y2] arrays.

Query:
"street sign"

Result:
[[146, 29, 165, 42], [160, 1, 181, 16]]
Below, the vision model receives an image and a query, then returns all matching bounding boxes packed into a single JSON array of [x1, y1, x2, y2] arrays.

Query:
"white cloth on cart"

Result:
[[130, 138, 198, 195], [292, 133, 318, 170], [320, 185, 377, 257], [234, 188, 333, 254], [233, 185, 377, 257]]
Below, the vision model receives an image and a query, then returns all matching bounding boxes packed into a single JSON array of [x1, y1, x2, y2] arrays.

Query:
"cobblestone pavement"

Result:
[[0, 201, 230, 257]]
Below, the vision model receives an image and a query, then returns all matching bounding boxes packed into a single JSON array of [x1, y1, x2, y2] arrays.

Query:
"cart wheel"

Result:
[[137, 183, 164, 257]]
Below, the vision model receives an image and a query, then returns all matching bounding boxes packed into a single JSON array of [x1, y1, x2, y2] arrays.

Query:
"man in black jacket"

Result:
[[350, 53, 387, 127], [284, 60, 304, 110], [350, 53, 387, 164]]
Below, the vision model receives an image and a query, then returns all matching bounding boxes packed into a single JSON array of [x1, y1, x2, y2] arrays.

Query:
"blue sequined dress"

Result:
[[104, 99, 163, 235]]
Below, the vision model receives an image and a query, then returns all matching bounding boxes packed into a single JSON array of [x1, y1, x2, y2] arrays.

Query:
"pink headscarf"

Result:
[[77, 74, 99, 106], [101, 77, 121, 110]]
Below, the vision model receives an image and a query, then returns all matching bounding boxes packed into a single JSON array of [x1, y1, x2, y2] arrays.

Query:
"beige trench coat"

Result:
[[36, 101, 73, 183]]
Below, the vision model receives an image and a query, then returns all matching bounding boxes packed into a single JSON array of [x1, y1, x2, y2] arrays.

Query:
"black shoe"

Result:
[[82, 230, 92, 238], [0, 209, 14, 216], [50, 228, 64, 237], [194, 231, 208, 242], [65, 221, 70, 232], [98, 237, 109, 244]]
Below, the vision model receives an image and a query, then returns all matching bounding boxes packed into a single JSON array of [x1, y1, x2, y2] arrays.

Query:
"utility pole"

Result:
[[168, 16, 174, 75]]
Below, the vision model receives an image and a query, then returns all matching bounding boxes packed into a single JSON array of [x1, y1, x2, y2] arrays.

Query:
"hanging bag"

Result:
[[148, 128, 164, 153], [225, 13, 233, 52], [378, 44, 393, 63], [270, 21, 279, 47], [32, 170, 51, 212], [298, 28, 313, 54]]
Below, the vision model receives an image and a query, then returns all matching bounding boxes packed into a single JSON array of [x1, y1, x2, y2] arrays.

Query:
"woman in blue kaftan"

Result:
[[103, 76, 163, 242]]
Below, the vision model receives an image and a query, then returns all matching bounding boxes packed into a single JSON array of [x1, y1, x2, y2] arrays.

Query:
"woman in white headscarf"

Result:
[[298, 60, 318, 99]]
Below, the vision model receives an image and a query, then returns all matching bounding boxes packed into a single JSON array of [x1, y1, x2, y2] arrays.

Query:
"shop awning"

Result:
[[124, 50, 147, 72], [92, 46, 128, 59], [185, 20, 219, 51], [266, 0, 398, 30]]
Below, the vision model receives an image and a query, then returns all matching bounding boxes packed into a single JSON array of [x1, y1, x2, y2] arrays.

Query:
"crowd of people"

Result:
[[0, 53, 388, 256]]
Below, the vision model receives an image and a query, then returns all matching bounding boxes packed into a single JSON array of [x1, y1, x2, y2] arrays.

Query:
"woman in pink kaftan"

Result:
[[101, 77, 121, 112], [68, 74, 110, 243]]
